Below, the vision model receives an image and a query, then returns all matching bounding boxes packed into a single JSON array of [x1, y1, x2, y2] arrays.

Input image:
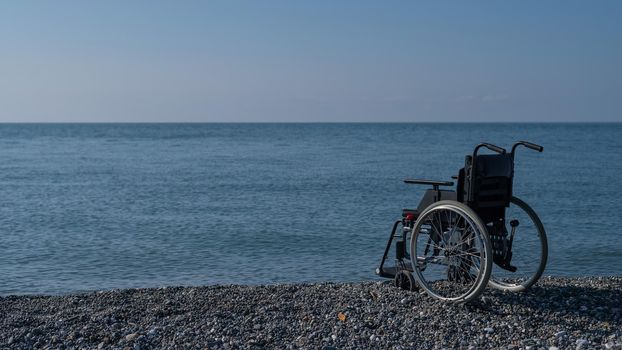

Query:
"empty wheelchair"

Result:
[[376, 141, 548, 303]]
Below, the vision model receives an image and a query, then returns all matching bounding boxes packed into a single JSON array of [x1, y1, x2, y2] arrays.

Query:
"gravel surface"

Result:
[[1, 277, 620, 349]]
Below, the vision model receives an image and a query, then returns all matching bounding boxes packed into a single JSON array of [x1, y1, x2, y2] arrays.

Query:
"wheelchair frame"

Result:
[[376, 141, 548, 302]]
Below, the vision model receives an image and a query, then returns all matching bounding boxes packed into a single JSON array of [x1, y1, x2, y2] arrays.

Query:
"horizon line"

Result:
[[0, 121, 620, 124]]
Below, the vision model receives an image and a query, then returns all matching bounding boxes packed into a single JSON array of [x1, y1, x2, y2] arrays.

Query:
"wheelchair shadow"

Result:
[[465, 282, 622, 324]]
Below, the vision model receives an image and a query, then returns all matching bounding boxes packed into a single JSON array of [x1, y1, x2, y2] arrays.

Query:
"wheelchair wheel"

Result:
[[409, 200, 492, 303], [488, 196, 548, 292], [394, 270, 417, 291]]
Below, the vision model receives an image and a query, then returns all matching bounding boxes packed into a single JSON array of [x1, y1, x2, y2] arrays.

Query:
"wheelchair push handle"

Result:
[[513, 140, 543, 153], [473, 143, 506, 157], [510, 141, 543, 160]]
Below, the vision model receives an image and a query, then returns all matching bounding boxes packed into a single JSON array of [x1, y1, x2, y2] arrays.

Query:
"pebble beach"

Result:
[[1, 277, 620, 349]]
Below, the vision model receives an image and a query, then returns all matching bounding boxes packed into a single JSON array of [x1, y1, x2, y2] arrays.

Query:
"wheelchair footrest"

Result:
[[495, 261, 517, 272], [376, 263, 413, 279], [494, 250, 517, 272]]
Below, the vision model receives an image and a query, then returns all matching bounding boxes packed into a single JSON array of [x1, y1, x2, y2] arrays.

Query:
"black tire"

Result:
[[488, 196, 548, 292], [394, 270, 417, 291]]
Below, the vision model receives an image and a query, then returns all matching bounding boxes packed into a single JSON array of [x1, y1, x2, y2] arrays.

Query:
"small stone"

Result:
[[296, 336, 308, 346], [580, 305, 588, 311], [1, 277, 621, 349]]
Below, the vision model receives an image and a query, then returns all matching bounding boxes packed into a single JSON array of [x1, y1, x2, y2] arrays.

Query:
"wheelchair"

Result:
[[376, 141, 548, 303]]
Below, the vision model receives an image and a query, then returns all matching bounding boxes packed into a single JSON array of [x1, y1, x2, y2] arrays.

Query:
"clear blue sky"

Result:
[[1, 1, 620, 122]]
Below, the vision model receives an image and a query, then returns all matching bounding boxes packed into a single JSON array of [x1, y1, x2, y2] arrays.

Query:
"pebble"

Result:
[[0, 277, 620, 349], [576, 339, 589, 348]]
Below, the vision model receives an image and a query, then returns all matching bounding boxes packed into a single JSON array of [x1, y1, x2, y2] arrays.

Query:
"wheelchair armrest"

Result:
[[404, 179, 454, 187]]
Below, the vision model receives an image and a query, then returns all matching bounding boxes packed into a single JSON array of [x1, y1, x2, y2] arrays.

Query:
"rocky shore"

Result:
[[1, 277, 620, 349]]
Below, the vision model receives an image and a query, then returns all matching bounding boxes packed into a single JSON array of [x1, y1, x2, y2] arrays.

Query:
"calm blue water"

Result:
[[0, 123, 620, 295]]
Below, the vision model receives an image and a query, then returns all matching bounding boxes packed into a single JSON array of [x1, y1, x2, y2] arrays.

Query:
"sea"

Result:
[[0, 123, 620, 295]]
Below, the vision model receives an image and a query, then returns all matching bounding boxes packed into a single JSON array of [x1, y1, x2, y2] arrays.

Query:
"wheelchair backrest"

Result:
[[460, 153, 514, 221]]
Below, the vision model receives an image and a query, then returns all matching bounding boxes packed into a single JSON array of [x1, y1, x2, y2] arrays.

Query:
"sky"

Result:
[[0, 1, 621, 122]]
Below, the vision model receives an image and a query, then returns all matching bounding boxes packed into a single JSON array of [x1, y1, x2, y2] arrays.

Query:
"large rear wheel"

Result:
[[410, 201, 492, 303], [488, 196, 548, 292]]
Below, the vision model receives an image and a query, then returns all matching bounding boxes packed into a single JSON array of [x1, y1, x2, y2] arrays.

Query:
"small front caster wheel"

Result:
[[394, 270, 417, 291]]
